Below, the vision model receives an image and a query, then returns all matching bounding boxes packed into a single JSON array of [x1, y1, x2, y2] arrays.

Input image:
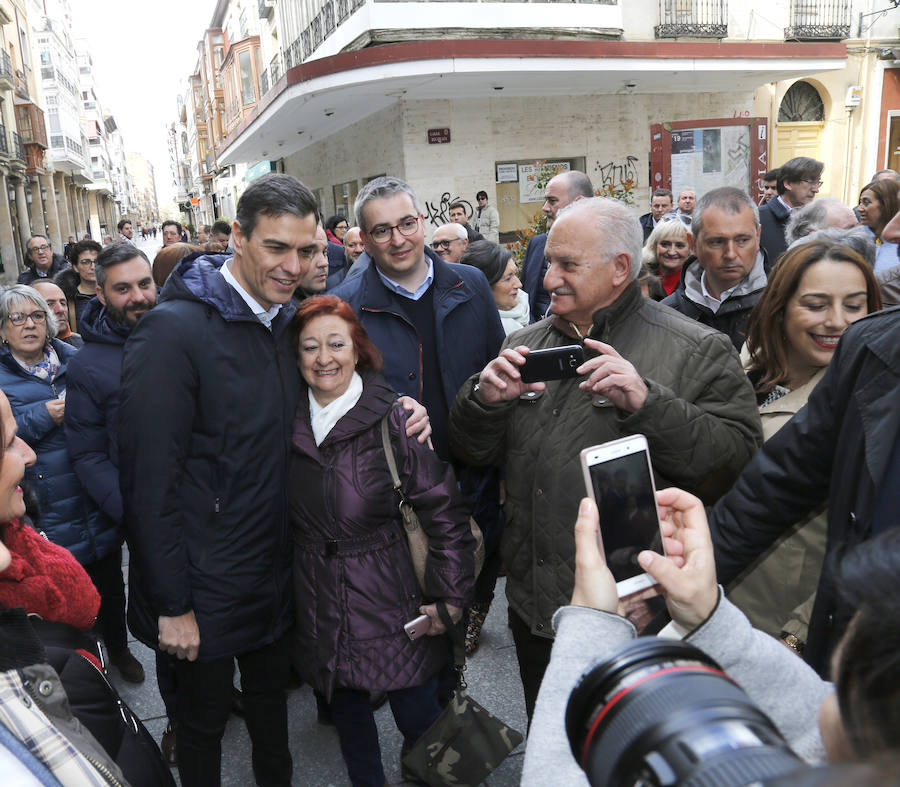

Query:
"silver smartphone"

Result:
[[580, 435, 664, 598], [403, 614, 431, 641]]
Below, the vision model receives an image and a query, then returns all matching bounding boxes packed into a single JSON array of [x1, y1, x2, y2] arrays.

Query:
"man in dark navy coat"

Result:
[[65, 242, 157, 689], [119, 175, 321, 787]]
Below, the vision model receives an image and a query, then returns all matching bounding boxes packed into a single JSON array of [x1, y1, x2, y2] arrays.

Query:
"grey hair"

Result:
[[787, 226, 876, 268], [692, 187, 760, 236], [354, 176, 421, 233], [440, 223, 468, 242], [678, 186, 697, 198], [0, 284, 59, 339], [785, 198, 854, 245], [554, 197, 643, 280]]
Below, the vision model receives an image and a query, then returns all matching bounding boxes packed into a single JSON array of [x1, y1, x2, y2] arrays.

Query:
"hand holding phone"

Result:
[[404, 614, 431, 641], [576, 339, 648, 413], [637, 488, 719, 630], [580, 435, 665, 599], [475, 345, 546, 404], [569, 498, 619, 614]]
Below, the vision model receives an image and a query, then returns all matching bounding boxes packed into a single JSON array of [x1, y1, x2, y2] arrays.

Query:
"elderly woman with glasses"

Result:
[[0, 285, 114, 576]]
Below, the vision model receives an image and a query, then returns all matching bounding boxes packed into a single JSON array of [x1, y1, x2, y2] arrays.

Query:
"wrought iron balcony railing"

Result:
[[784, 0, 850, 40], [655, 0, 727, 38]]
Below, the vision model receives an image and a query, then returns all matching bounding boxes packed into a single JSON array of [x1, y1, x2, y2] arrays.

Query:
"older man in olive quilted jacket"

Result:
[[448, 197, 762, 722]]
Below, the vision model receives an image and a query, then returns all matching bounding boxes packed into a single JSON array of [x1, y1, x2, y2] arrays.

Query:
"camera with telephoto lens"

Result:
[[565, 638, 804, 786]]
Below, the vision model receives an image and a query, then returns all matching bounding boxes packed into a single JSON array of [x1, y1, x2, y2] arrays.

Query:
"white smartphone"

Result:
[[580, 435, 664, 598], [403, 614, 431, 641]]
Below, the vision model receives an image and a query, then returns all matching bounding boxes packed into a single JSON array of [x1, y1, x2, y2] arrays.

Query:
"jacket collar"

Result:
[[162, 252, 296, 333], [292, 371, 397, 457], [550, 280, 643, 342], [357, 246, 465, 313], [0, 338, 76, 377], [78, 297, 132, 346], [680, 251, 768, 311]]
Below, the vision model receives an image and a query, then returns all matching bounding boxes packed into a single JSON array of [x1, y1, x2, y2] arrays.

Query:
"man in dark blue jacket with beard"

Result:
[[119, 175, 319, 787], [64, 242, 157, 687]]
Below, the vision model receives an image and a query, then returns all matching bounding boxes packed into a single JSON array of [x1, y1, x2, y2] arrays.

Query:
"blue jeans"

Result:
[[330, 676, 441, 787]]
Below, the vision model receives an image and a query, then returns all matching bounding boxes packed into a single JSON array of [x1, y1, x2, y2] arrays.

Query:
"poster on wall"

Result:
[[518, 161, 571, 203], [651, 118, 768, 204]]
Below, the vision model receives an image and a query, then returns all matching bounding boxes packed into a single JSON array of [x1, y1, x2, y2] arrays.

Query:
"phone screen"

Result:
[[588, 449, 662, 584]]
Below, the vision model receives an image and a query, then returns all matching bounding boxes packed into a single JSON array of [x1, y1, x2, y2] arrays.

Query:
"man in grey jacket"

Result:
[[448, 197, 761, 721]]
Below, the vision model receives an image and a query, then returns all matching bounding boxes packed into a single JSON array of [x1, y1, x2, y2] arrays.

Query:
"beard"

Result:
[[106, 299, 157, 327]]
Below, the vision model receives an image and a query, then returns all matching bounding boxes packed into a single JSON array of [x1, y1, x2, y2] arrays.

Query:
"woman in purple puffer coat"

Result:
[[288, 295, 475, 787]]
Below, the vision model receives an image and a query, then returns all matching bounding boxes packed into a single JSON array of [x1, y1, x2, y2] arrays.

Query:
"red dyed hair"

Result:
[[291, 295, 383, 372]]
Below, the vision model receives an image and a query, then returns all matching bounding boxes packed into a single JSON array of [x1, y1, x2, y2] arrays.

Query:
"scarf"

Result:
[[309, 371, 364, 446], [498, 288, 531, 336], [13, 344, 60, 382], [0, 520, 99, 631]]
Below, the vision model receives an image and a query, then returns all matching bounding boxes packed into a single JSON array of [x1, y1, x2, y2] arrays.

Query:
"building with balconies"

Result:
[[205, 0, 897, 242], [126, 152, 160, 228]]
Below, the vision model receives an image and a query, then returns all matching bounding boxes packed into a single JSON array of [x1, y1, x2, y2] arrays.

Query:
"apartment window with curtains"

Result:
[[239, 50, 255, 105]]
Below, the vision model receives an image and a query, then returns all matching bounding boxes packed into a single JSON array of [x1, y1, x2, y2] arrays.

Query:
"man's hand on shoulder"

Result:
[[578, 339, 648, 413], [158, 611, 201, 661], [475, 345, 545, 404], [399, 396, 432, 446]]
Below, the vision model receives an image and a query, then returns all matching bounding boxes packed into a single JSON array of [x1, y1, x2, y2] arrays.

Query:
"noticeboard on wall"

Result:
[[650, 118, 769, 204]]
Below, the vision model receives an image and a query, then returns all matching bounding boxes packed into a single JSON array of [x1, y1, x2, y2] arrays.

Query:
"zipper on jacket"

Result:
[[21, 674, 125, 787]]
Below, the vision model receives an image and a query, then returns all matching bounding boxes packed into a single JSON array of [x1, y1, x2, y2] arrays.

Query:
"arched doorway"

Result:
[[774, 81, 825, 166]]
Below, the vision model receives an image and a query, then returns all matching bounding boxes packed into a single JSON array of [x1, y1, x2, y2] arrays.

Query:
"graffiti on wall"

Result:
[[424, 193, 474, 227], [596, 155, 639, 188]]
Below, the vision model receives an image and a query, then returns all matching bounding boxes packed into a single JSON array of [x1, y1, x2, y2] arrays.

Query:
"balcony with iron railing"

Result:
[[252, 0, 620, 102], [784, 0, 850, 40], [0, 50, 14, 90], [14, 69, 29, 100], [10, 132, 25, 163], [655, 0, 727, 38], [0, 124, 9, 158]]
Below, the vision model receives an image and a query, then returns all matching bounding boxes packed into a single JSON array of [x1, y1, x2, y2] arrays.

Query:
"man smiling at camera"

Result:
[[448, 196, 760, 723]]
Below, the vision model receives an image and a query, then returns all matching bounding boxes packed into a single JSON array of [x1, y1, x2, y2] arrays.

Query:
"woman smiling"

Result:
[[729, 241, 881, 648], [287, 295, 475, 786]]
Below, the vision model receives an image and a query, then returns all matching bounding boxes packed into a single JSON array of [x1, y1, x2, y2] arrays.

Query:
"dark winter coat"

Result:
[[64, 298, 132, 525], [18, 254, 69, 286], [330, 247, 505, 432], [119, 253, 299, 660], [758, 197, 790, 264], [521, 233, 549, 322], [639, 212, 655, 242], [0, 340, 115, 565], [449, 282, 762, 637], [289, 373, 475, 697], [661, 252, 772, 351], [709, 307, 900, 675]]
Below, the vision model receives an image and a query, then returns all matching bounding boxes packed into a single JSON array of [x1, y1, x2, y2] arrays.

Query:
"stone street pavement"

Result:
[[114, 564, 528, 786]]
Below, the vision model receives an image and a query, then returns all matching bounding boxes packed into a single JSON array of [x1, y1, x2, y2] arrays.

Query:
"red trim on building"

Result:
[[221, 38, 847, 157]]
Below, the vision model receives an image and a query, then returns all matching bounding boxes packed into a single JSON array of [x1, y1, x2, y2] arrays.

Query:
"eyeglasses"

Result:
[[76, 258, 95, 266], [368, 216, 421, 244], [335, 223, 348, 230], [30, 244, 51, 253], [7, 311, 47, 326], [801, 179, 823, 188], [432, 239, 461, 251]]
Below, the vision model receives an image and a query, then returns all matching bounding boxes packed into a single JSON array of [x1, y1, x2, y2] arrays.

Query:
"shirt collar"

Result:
[[376, 257, 434, 301], [219, 260, 282, 329], [777, 195, 794, 213]]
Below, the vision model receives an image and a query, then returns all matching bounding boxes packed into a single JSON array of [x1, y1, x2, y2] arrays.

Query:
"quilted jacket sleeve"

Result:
[[447, 374, 517, 468], [623, 329, 762, 503], [64, 360, 122, 524], [392, 406, 476, 607]]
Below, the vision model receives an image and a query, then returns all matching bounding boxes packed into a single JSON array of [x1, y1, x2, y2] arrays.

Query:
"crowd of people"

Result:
[[0, 159, 898, 787]]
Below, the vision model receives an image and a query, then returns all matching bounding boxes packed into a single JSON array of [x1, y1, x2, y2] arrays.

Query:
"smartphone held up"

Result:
[[579, 435, 665, 600]]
